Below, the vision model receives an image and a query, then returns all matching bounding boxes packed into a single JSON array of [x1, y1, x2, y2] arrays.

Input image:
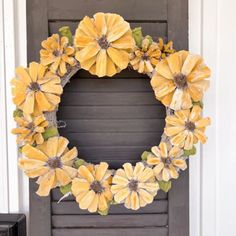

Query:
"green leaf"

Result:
[[13, 108, 23, 118], [192, 100, 204, 109], [132, 27, 143, 48], [59, 26, 73, 45], [145, 35, 153, 45], [60, 183, 72, 195], [184, 146, 196, 156], [141, 151, 151, 161], [42, 126, 59, 140], [158, 180, 172, 192], [74, 159, 85, 169]]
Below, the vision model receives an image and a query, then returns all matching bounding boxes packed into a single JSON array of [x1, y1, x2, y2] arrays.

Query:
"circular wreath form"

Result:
[[11, 12, 211, 214]]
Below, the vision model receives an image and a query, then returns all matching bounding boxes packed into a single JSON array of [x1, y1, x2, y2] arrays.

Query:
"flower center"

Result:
[[98, 35, 109, 49], [53, 50, 61, 57], [90, 180, 104, 194], [173, 73, 188, 89], [30, 82, 40, 91], [142, 53, 149, 61], [47, 157, 62, 169], [26, 122, 35, 130], [185, 121, 196, 132], [128, 179, 138, 192], [162, 157, 172, 166]]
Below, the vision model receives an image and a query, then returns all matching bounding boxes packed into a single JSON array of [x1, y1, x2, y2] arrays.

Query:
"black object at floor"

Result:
[[0, 214, 26, 236]]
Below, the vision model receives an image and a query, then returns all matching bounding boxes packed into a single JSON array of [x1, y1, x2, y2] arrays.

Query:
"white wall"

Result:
[[189, 0, 236, 235], [0, 0, 236, 235]]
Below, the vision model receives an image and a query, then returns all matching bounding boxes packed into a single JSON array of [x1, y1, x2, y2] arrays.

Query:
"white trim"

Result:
[[189, 0, 219, 235], [0, 0, 28, 214]]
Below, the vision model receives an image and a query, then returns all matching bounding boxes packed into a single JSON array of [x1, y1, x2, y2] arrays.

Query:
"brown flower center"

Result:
[[30, 82, 40, 91], [26, 122, 35, 130], [128, 179, 138, 192], [90, 180, 104, 194], [162, 157, 172, 167], [53, 50, 61, 57], [173, 73, 188, 89], [98, 35, 110, 49], [47, 157, 62, 169], [185, 121, 196, 132], [142, 53, 149, 61]]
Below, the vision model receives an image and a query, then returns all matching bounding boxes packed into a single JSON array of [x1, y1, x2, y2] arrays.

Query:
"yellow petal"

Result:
[[25, 166, 49, 178], [194, 129, 207, 144], [155, 60, 173, 79], [98, 193, 108, 211], [79, 56, 96, 70], [62, 165, 77, 179], [79, 190, 96, 210], [71, 178, 90, 196], [88, 194, 99, 213], [76, 44, 100, 62], [153, 162, 164, 175], [95, 162, 109, 181], [15, 66, 31, 85], [46, 137, 58, 158], [29, 62, 40, 82], [80, 16, 99, 38], [61, 147, 78, 163], [181, 54, 202, 76], [189, 105, 202, 122], [113, 187, 130, 203], [56, 137, 69, 157], [96, 49, 107, 77], [133, 162, 145, 178], [162, 168, 170, 181], [35, 91, 51, 111], [107, 21, 129, 42], [184, 132, 194, 150], [123, 163, 133, 180], [175, 109, 190, 121], [23, 92, 35, 114], [130, 191, 139, 210], [169, 164, 179, 179], [106, 55, 117, 77], [94, 12, 107, 36], [36, 170, 55, 196], [167, 52, 181, 74], [195, 117, 211, 128], [147, 156, 161, 165], [107, 47, 129, 70], [170, 131, 188, 147], [151, 146, 161, 158], [19, 158, 45, 170], [78, 165, 94, 183], [111, 32, 134, 49], [165, 126, 185, 136], [165, 115, 185, 126], [22, 144, 48, 161], [124, 194, 131, 209], [159, 142, 168, 158], [172, 159, 187, 170], [138, 189, 154, 204], [55, 168, 71, 186], [112, 174, 129, 185], [169, 146, 183, 158], [137, 167, 154, 182]]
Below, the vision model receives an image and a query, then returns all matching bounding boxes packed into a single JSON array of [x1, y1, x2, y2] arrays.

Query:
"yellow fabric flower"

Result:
[[111, 162, 159, 210], [74, 12, 135, 77], [11, 62, 63, 115], [12, 114, 48, 145], [147, 142, 187, 181], [19, 136, 78, 196], [40, 34, 76, 76], [71, 162, 113, 213], [151, 50, 211, 110], [130, 37, 161, 73], [164, 105, 211, 150], [157, 38, 175, 59]]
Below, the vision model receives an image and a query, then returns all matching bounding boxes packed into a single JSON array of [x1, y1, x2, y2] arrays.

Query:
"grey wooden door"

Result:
[[27, 1, 189, 236]]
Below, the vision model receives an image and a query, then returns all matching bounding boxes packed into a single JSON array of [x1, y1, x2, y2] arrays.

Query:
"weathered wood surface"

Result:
[[27, 0, 189, 235]]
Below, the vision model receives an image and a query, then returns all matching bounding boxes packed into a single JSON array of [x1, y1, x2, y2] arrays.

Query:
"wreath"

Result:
[[11, 12, 211, 215]]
